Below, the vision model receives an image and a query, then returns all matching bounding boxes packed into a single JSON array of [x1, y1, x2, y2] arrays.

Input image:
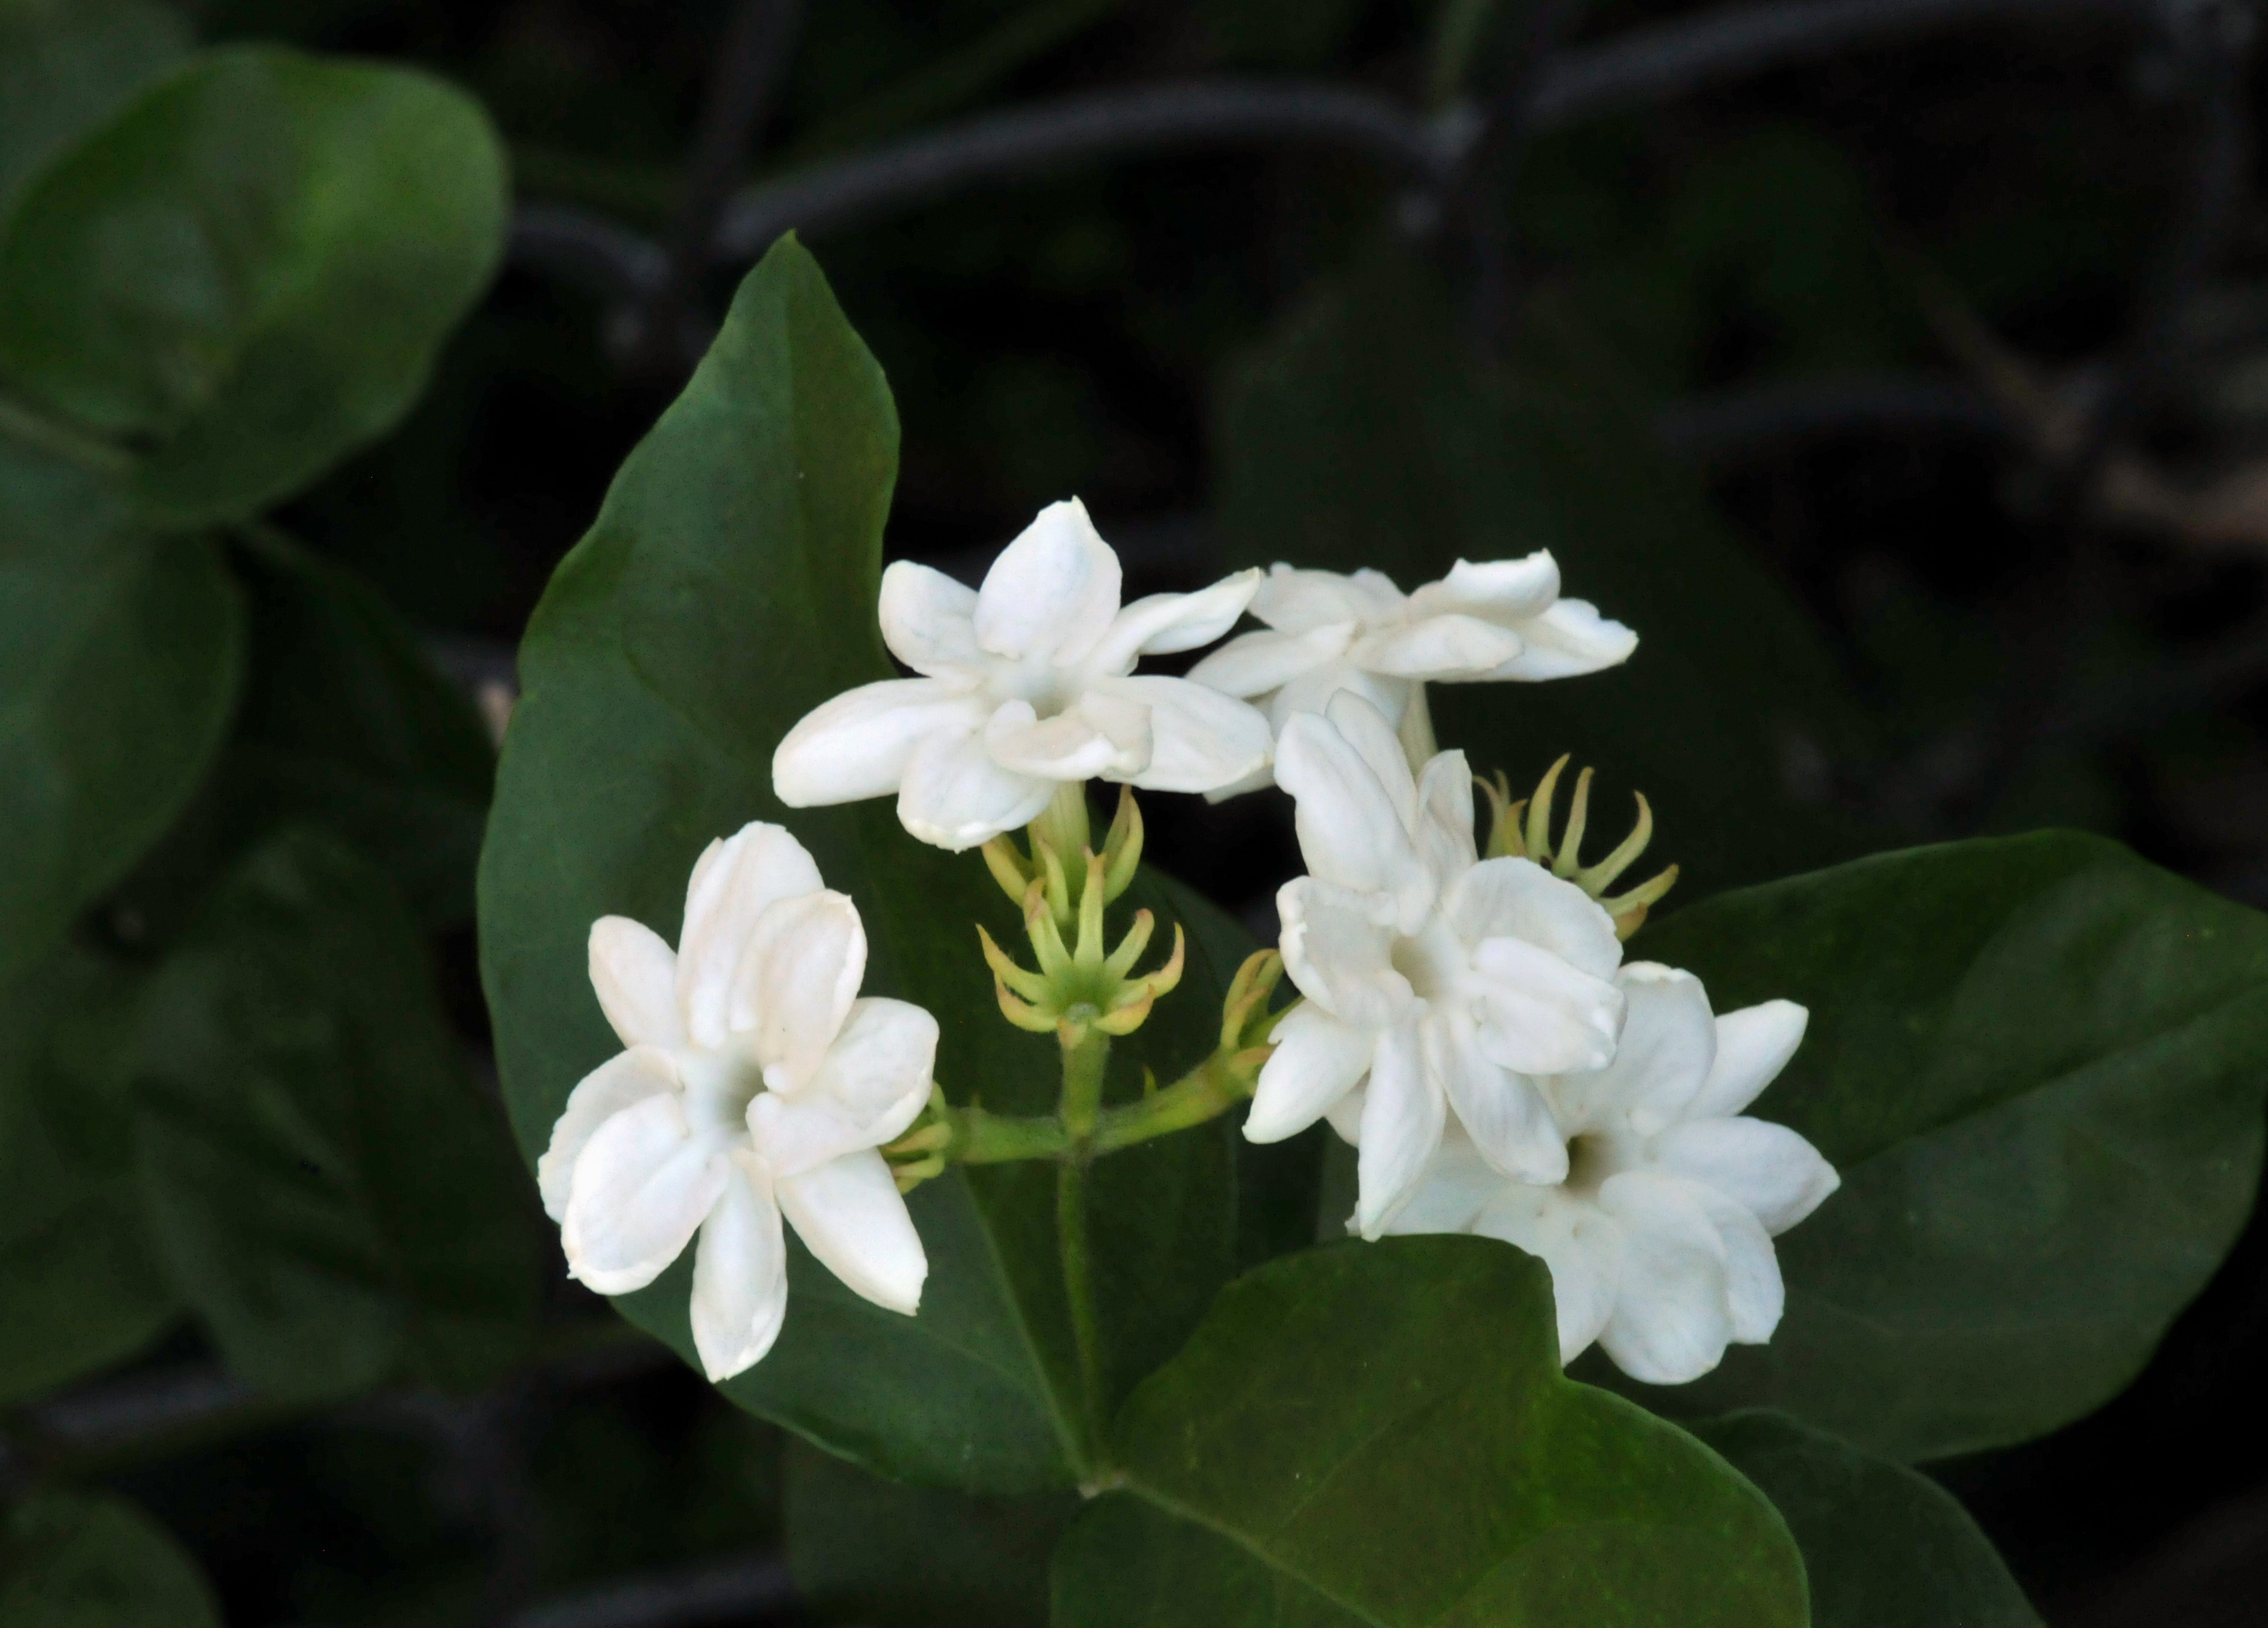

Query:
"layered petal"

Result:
[[1186, 623, 1355, 699], [689, 1154, 789, 1381], [1095, 675, 1272, 794], [1690, 999, 1810, 1120], [1265, 661, 1411, 737], [974, 497, 1120, 664], [1478, 599, 1637, 681], [1686, 1182, 1785, 1345], [1471, 1185, 1623, 1362], [1412, 749, 1478, 896], [1423, 1010, 1567, 1185], [749, 998, 936, 1177], [1250, 563, 1403, 633], [1408, 552, 1561, 623], [560, 1092, 728, 1295], [734, 890, 864, 1091], [1352, 613, 1525, 679], [678, 823, 828, 1047], [588, 917, 682, 1050], [876, 561, 981, 676], [1277, 877, 1410, 1029], [1468, 935, 1625, 1076], [1445, 856, 1622, 980], [1084, 569, 1261, 672], [1245, 1001, 1375, 1143], [776, 1149, 927, 1314], [1354, 1020, 1445, 1238], [537, 1046, 680, 1222], [772, 678, 987, 807], [1553, 964, 1715, 1137], [984, 699, 1144, 781], [1595, 1171, 1732, 1384], [1323, 691, 1417, 831], [895, 726, 1056, 850], [1651, 1118, 1840, 1235], [1376, 1131, 1500, 1237], [1276, 709, 1425, 907]]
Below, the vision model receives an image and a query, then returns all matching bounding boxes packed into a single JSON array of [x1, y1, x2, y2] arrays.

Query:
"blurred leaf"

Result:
[[481, 237, 1248, 1493], [1695, 1412, 2039, 1628], [1196, 0, 1367, 68], [1215, 241, 1876, 899], [785, 1438, 1074, 1627], [226, 531, 493, 926], [0, 0, 188, 221], [0, 45, 507, 524], [131, 827, 539, 1402], [0, 950, 176, 1405], [1053, 1237, 1808, 1628], [1599, 832, 2268, 1461], [0, 1491, 219, 1628], [0, 528, 243, 980]]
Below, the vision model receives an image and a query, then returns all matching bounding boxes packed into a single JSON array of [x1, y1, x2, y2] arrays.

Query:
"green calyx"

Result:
[[980, 782, 1142, 932], [1481, 755, 1679, 939]]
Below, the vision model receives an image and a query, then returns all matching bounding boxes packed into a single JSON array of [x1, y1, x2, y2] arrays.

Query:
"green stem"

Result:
[[1057, 1028, 1111, 1470], [1090, 1054, 1254, 1154], [945, 1100, 1071, 1163], [1030, 779, 1093, 865], [0, 391, 135, 477]]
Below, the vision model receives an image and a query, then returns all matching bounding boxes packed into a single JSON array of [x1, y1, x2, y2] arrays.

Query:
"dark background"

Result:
[[47, 1, 2268, 1622]]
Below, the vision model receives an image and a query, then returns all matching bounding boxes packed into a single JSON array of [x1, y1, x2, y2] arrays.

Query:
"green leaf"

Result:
[[129, 827, 540, 1402], [1603, 830, 2268, 1461], [1215, 243, 1874, 895], [1694, 1412, 2037, 1628], [0, 528, 243, 981], [223, 531, 493, 926], [1053, 1237, 1809, 1628], [0, 0, 189, 222], [0, 1491, 219, 1628], [785, 1437, 1075, 1627], [0, 45, 507, 524], [0, 950, 176, 1405], [480, 237, 1248, 1493]]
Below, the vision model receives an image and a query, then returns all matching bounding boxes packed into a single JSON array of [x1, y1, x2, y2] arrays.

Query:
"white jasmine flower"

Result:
[[1375, 963, 1840, 1385], [772, 498, 1273, 850], [1187, 554, 1635, 777], [539, 822, 937, 1383], [1245, 691, 1627, 1236]]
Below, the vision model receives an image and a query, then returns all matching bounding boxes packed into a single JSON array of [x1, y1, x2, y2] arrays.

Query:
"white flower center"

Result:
[[1389, 917, 1469, 1005], [676, 1049, 761, 1146], [986, 653, 1082, 717]]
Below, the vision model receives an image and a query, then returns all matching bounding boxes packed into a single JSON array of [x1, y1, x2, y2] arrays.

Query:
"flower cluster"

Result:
[[543, 497, 1837, 1387]]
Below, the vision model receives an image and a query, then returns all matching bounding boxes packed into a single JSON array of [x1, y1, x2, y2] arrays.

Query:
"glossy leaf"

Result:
[[0, 528, 243, 980], [0, 45, 507, 523], [1215, 243, 1875, 894], [0, 0, 188, 219], [130, 827, 539, 1402], [1602, 831, 2268, 1461], [0, 1491, 219, 1628], [1054, 1237, 1809, 1628], [480, 237, 1248, 1493], [784, 1438, 1073, 1627], [1695, 1412, 2038, 1628]]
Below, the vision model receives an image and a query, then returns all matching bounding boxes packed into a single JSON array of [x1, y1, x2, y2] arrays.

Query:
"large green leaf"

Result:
[[0, 0, 188, 221], [0, 950, 176, 1406], [1694, 1412, 2037, 1628], [129, 827, 539, 1402], [784, 1437, 1074, 1627], [0, 45, 507, 524], [480, 237, 1251, 1493], [0, 1491, 219, 1628], [0, 528, 243, 980], [1597, 831, 2268, 1461], [1215, 243, 1874, 895], [1053, 1237, 1809, 1628]]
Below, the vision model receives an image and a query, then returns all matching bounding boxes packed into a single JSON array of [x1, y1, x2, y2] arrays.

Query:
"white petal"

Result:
[[772, 678, 988, 807], [776, 1149, 927, 1314], [1351, 613, 1526, 680], [538, 1046, 679, 1222], [1096, 676, 1272, 795], [589, 917, 682, 1049], [1423, 1011, 1566, 1185], [749, 998, 937, 1177], [1478, 599, 1637, 682], [1594, 1171, 1732, 1384], [1322, 690, 1417, 831], [1413, 750, 1478, 898], [1275, 709, 1425, 906], [1277, 877, 1411, 1029], [1084, 569, 1261, 672], [1245, 1001, 1374, 1143], [974, 498, 1121, 663], [690, 1155, 788, 1382], [1268, 662, 1414, 739], [1553, 963, 1715, 1137], [1685, 1182, 1784, 1345], [733, 891, 864, 1089], [1468, 936, 1626, 1077], [1650, 1118, 1840, 1235], [984, 699, 1141, 781], [1354, 1021, 1445, 1239], [1375, 1129, 1499, 1236], [560, 1093, 727, 1295], [894, 725, 1057, 851], [1324, 1082, 1367, 1144], [1250, 564, 1404, 633], [1407, 552, 1562, 621], [1691, 1000, 1810, 1120], [877, 561, 982, 676], [1444, 856, 1622, 979], [679, 825, 826, 1038], [1472, 1186, 1623, 1363], [1186, 624, 1354, 699]]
